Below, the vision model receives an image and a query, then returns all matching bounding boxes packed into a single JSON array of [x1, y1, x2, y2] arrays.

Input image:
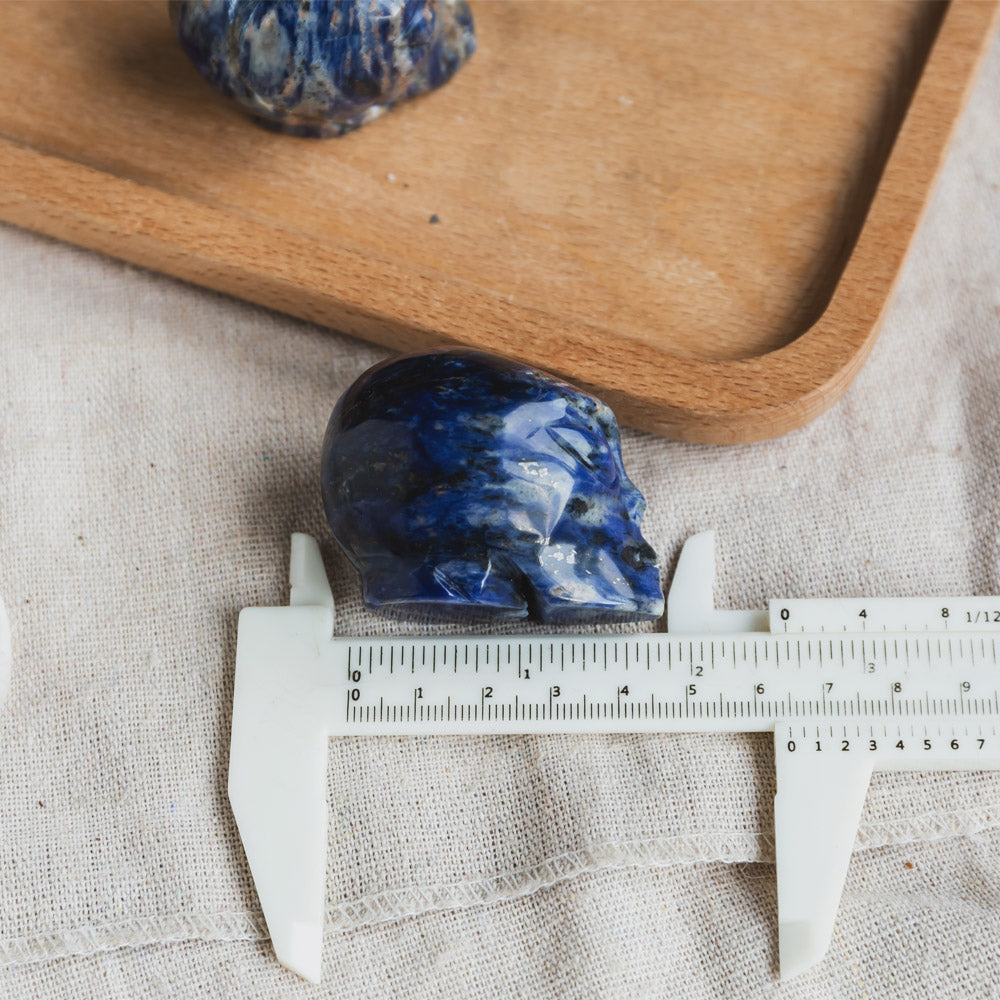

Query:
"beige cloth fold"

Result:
[[2, 25, 1000, 1000]]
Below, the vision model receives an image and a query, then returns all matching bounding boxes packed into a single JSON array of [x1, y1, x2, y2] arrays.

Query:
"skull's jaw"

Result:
[[528, 591, 665, 625], [357, 553, 665, 625], [360, 557, 531, 622], [523, 561, 665, 625]]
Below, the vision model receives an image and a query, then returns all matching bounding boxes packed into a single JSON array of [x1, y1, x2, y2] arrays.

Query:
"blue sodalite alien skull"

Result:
[[321, 350, 664, 623], [169, 0, 476, 137]]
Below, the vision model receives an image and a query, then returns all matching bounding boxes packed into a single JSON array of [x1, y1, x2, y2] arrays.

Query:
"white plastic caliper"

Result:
[[230, 532, 1000, 981]]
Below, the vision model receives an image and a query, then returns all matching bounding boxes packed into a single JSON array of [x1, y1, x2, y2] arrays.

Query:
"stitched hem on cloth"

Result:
[[0, 911, 268, 967], [327, 829, 764, 929], [3, 807, 1000, 968]]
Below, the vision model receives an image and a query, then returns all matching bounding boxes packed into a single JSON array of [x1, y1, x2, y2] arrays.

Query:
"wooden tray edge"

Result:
[[617, 0, 999, 443], [701, 0, 1000, 444], [0, 0, 994, 443]]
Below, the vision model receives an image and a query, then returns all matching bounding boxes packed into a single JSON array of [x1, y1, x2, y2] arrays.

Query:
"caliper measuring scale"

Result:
[[230, 531, 1000, 982]]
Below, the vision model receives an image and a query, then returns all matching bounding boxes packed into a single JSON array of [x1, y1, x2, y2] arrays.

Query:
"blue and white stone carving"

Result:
[[170, 0, 476, 137], [321, 350, 664, 623]]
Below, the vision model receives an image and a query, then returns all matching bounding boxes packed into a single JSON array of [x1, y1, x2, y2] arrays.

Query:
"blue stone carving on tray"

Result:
[[321, 350, 664, 624], [169, 0, 476, 137]]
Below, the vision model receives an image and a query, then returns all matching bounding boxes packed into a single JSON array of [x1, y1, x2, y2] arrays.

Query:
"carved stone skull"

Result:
[[322, 350, 663, 623]]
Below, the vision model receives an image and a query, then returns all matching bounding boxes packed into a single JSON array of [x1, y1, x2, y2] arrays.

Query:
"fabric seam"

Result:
[[3, 807, 999, 968]]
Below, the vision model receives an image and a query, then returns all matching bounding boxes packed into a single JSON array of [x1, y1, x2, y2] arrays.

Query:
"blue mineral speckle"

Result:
[[169, 0, 476, 137], [321, 351, 664, 624]]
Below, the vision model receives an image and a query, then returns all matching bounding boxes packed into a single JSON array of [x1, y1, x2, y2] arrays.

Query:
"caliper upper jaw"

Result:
[[229, 535, 336, 982], [666, 531, 768, 634]]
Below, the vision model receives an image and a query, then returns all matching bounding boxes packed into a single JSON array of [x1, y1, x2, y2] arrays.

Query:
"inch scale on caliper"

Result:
[[230, 532, 1000, 982]]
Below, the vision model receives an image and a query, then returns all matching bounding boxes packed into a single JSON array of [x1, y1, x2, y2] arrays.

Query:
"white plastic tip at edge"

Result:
[[289, 534, 334, 611], [0, 593, 10, 708], [274, 921, 324, 984], [779, 920, 828, 981]]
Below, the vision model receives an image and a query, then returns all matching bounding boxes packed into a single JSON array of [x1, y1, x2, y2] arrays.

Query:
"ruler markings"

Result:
[[335, 633, 1000, 735]]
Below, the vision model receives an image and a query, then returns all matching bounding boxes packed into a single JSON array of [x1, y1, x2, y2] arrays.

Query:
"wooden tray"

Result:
[[0, 1, 995, 442]]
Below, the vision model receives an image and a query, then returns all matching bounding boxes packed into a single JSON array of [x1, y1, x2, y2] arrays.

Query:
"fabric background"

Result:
[[2, 20, 1000, 1000]]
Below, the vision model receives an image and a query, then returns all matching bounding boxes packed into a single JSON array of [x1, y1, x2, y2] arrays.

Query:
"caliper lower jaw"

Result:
[[229, 535, 336, 982], [772, 724, 874, 981]]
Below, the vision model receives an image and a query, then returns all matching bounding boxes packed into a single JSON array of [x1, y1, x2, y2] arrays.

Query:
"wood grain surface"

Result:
[[0, 1, 995, 441]]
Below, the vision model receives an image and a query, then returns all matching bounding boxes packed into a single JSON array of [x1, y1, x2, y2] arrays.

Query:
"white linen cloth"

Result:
[[1, 26, 999, 1000]]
